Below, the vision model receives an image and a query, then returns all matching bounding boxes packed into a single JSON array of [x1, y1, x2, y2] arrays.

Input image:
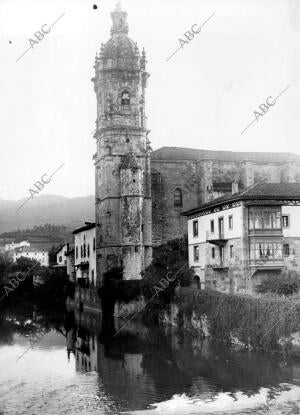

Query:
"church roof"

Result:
[[151, 147, 300, 163], [101, 36, 139, 60], [182, 183, 300, 216], [99, 3, 140, 62]]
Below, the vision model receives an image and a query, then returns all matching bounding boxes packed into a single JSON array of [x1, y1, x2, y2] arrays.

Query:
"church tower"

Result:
[[92, 3, 152, 284]]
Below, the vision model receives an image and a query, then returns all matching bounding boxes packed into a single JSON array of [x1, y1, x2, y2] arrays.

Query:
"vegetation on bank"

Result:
[[0, 255, 69, 306], [175, 288, 300, 354]]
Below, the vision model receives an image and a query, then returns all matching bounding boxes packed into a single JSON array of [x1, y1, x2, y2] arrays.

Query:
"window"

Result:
[[193, 245, 199, 262], [83, 243, 86, 258], [174, 188, 183, 207], [250, 242, 282, 260], [230, 245, 234, 258], [121, 90, 130, 106], [229, 215, 233, 230], [80, 246, 83, 258], [282, 215, 289, 228], [91, 270, 94, 286], [193, 220, 198, 237], [87, 244, 90, 258], [283, 244, 290, 256], [135, 246, 139, 253], [59, 256, 62, 262], [210, 220, 215, 233], [211, 247, 215, 258], [93, 237, 96, 252]]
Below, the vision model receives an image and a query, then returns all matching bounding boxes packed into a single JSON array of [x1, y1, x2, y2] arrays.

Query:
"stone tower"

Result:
[[92, 3, 152, 284]]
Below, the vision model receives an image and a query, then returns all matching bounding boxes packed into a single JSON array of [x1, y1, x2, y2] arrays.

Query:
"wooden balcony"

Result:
[[249, 258, 284, 270], [248, 228, 282, 237]]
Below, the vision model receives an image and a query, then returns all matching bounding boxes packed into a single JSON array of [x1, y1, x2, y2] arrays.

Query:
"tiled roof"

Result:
[[182, 183, 300, 216], [73, 222, 95, 235], [151, 147, 300, 163], [15, 247, 47, 253]]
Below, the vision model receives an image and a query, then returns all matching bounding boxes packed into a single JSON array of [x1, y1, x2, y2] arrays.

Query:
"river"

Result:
[[0, 302, 300, 414]]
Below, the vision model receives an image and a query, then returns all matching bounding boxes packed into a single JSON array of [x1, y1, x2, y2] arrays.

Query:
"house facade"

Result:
[[73, 223, 96, 287], [183, 183, 300, 294], [65, 247, 75, 281], [5, 240, 30, 252], [13, 247, 49, 267], [56, 244, 68, 266]]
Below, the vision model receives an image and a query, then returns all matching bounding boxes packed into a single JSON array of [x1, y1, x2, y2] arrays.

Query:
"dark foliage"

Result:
[[256, 271, 300, 296], [33, 268, 69, 305], [0, 223, 72, 243]]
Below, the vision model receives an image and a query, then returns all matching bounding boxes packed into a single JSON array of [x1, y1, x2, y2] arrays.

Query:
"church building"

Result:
[[93, 4, 300, 284]]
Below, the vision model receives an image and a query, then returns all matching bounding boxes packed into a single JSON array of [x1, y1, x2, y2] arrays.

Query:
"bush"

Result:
[[256, 271, 300, 296]]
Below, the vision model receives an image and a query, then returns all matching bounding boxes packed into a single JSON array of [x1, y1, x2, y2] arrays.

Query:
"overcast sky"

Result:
[[0, 0, 299, 200]]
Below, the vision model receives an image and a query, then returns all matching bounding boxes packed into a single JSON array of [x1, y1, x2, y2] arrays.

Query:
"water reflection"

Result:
[[1, 303, 300, 414]]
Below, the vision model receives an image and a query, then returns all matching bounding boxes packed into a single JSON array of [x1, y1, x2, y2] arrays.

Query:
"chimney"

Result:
[[232, 180, 239, 195]]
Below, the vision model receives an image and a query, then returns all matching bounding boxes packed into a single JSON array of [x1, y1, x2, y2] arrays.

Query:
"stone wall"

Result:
[[283, 237, 300, 273], [151, 160, 198, 246]]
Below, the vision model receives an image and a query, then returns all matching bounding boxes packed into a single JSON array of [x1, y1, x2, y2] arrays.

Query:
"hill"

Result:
[[0, 194, 94, 235]]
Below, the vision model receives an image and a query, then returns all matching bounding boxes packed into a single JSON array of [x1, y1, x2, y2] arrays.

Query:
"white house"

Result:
[[5, 240, 30, 252], [13, 247, 49, 267], [183, 183, 300, 294], [73, 223, 96, 287]]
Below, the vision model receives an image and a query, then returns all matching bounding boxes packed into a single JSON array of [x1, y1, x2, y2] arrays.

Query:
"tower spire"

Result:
[[111, 3, 129, 35]]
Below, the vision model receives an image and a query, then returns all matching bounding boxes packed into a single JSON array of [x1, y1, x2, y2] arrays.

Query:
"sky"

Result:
[[0, 0, 299, 200]]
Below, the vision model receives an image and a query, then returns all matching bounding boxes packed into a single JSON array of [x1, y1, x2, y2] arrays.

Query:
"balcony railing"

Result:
[[212, 262, 229, 271], [76, 261, 89, 270], [206, 231, 228, 246]]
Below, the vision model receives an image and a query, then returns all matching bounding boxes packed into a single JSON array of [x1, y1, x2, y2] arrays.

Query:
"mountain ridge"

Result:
[[0, 194, 95, 234]]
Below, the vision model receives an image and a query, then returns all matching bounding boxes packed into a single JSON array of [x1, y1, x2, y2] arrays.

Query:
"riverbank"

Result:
[[158, 287, 300, 356]]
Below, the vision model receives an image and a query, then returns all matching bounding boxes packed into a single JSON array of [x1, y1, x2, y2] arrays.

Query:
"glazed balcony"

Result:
[[249, 247, 284, 270]]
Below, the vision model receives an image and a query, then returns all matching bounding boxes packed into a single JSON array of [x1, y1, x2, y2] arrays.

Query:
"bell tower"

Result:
[[92, 3, 152, 284]]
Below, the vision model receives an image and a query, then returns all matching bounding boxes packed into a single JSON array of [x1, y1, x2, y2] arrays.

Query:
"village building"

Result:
[[5, 240, 30, 252], [56, 244, 68, 267], [93, 4, 300, 284], [13, 247, 49, 267], [73, 222, 96, 287], [71, 222, 98, 313], [65, 247, 75, 281], [183, 183, 300, 294]]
